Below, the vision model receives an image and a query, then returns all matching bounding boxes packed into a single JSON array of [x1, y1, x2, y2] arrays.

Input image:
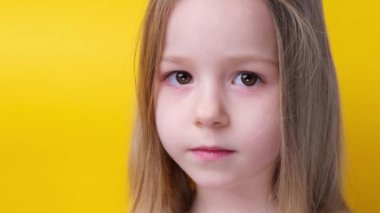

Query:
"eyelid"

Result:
[[232, 71, 263, 86], [159, 70, 175, 82], [163, 70, 189, 80], [239, 70, 263, 81], [163, 70, 193, 85], [161, 70, 264, 86]]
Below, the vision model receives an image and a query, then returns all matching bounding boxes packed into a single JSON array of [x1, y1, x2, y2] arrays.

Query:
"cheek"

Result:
[[231, 114, 281, 177], [155, 86, 193, 133], [233, 97, 281, 162], [155, 106, 176, 159], [155, 91, 187, 156], [237, 117, 280, 155], [155, 99, 173, 143]]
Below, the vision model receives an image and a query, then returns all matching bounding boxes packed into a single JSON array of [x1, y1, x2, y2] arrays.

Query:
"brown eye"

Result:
[[168, 71, 192, 85], [233, 71, 260, 87]]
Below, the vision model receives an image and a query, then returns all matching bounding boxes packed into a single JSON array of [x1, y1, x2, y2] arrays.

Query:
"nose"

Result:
[[193, 85, 229, 129]]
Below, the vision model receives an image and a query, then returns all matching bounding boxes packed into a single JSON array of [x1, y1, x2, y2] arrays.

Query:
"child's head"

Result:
[[129, 0, 350, 212], [156, 0, 280, 191]]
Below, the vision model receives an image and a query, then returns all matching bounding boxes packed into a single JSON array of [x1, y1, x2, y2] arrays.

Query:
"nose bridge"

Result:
[[193, 77, 229, 128], [199, 77, 220, 101]]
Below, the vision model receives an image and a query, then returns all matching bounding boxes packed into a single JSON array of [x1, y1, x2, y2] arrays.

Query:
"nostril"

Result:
[[193, 109, 229, 128], [193, 91, 229, 128]]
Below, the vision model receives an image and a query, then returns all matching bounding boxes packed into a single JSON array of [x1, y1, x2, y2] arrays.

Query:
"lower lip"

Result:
[[191, 149, 235, 160]]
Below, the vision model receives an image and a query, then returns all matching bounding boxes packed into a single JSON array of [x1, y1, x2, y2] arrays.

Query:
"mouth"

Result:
[[190, 146, 235, 160]]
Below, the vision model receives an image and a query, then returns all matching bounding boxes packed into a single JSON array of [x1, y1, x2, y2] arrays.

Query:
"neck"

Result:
[[189, 166, 277, 213]]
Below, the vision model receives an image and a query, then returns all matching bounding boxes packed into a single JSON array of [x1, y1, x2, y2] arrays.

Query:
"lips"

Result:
[[190, 146, 235, 160]]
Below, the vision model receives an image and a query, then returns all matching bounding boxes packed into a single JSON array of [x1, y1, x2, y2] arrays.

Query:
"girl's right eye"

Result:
[[165, 71, 193, 85]]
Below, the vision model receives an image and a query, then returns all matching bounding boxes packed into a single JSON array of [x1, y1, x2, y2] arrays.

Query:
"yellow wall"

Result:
[[0, 0, 378, 212], [0, 1, 145, 212], [324, 1, 380, 212]]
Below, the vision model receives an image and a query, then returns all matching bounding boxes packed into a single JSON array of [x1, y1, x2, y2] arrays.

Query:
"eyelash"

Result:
[[163, 70, 263, 87], [233, 71, 262, 87]]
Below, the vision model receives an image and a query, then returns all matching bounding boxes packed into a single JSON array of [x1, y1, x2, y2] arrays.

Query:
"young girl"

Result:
[[129, 0, 351, 212]]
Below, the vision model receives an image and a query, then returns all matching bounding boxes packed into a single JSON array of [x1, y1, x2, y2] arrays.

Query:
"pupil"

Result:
[[241, 73, 257, 86], [176, 72, 191, 84]]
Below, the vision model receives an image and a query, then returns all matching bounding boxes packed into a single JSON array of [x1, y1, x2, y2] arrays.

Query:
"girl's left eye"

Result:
[[232, 71, 261, 87]]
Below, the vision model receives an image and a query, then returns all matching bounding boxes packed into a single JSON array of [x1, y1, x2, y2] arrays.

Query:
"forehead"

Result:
[[162, 0, 278, 63]]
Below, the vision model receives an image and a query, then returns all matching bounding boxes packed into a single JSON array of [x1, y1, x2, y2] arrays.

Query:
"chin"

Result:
[[188, 172, 237, 190]]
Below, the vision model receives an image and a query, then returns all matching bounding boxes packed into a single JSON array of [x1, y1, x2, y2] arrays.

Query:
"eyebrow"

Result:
[[161, 53, 279, 66]]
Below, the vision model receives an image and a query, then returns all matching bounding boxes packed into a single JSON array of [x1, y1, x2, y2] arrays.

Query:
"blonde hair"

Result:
[[129, 0, 351, 212]]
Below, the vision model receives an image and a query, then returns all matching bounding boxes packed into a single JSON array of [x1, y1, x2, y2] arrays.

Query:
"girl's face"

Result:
[[155, 0, 281, 189]]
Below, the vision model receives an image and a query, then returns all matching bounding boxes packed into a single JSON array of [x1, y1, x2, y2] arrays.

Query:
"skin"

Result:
[[155, 0, 280, 212]]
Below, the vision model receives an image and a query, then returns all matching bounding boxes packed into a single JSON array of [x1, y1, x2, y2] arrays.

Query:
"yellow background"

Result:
[[0, 0, 378, 212]]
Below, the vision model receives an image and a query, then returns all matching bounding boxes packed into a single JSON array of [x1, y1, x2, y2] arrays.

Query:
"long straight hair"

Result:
[[129, 0, 351, 212]]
